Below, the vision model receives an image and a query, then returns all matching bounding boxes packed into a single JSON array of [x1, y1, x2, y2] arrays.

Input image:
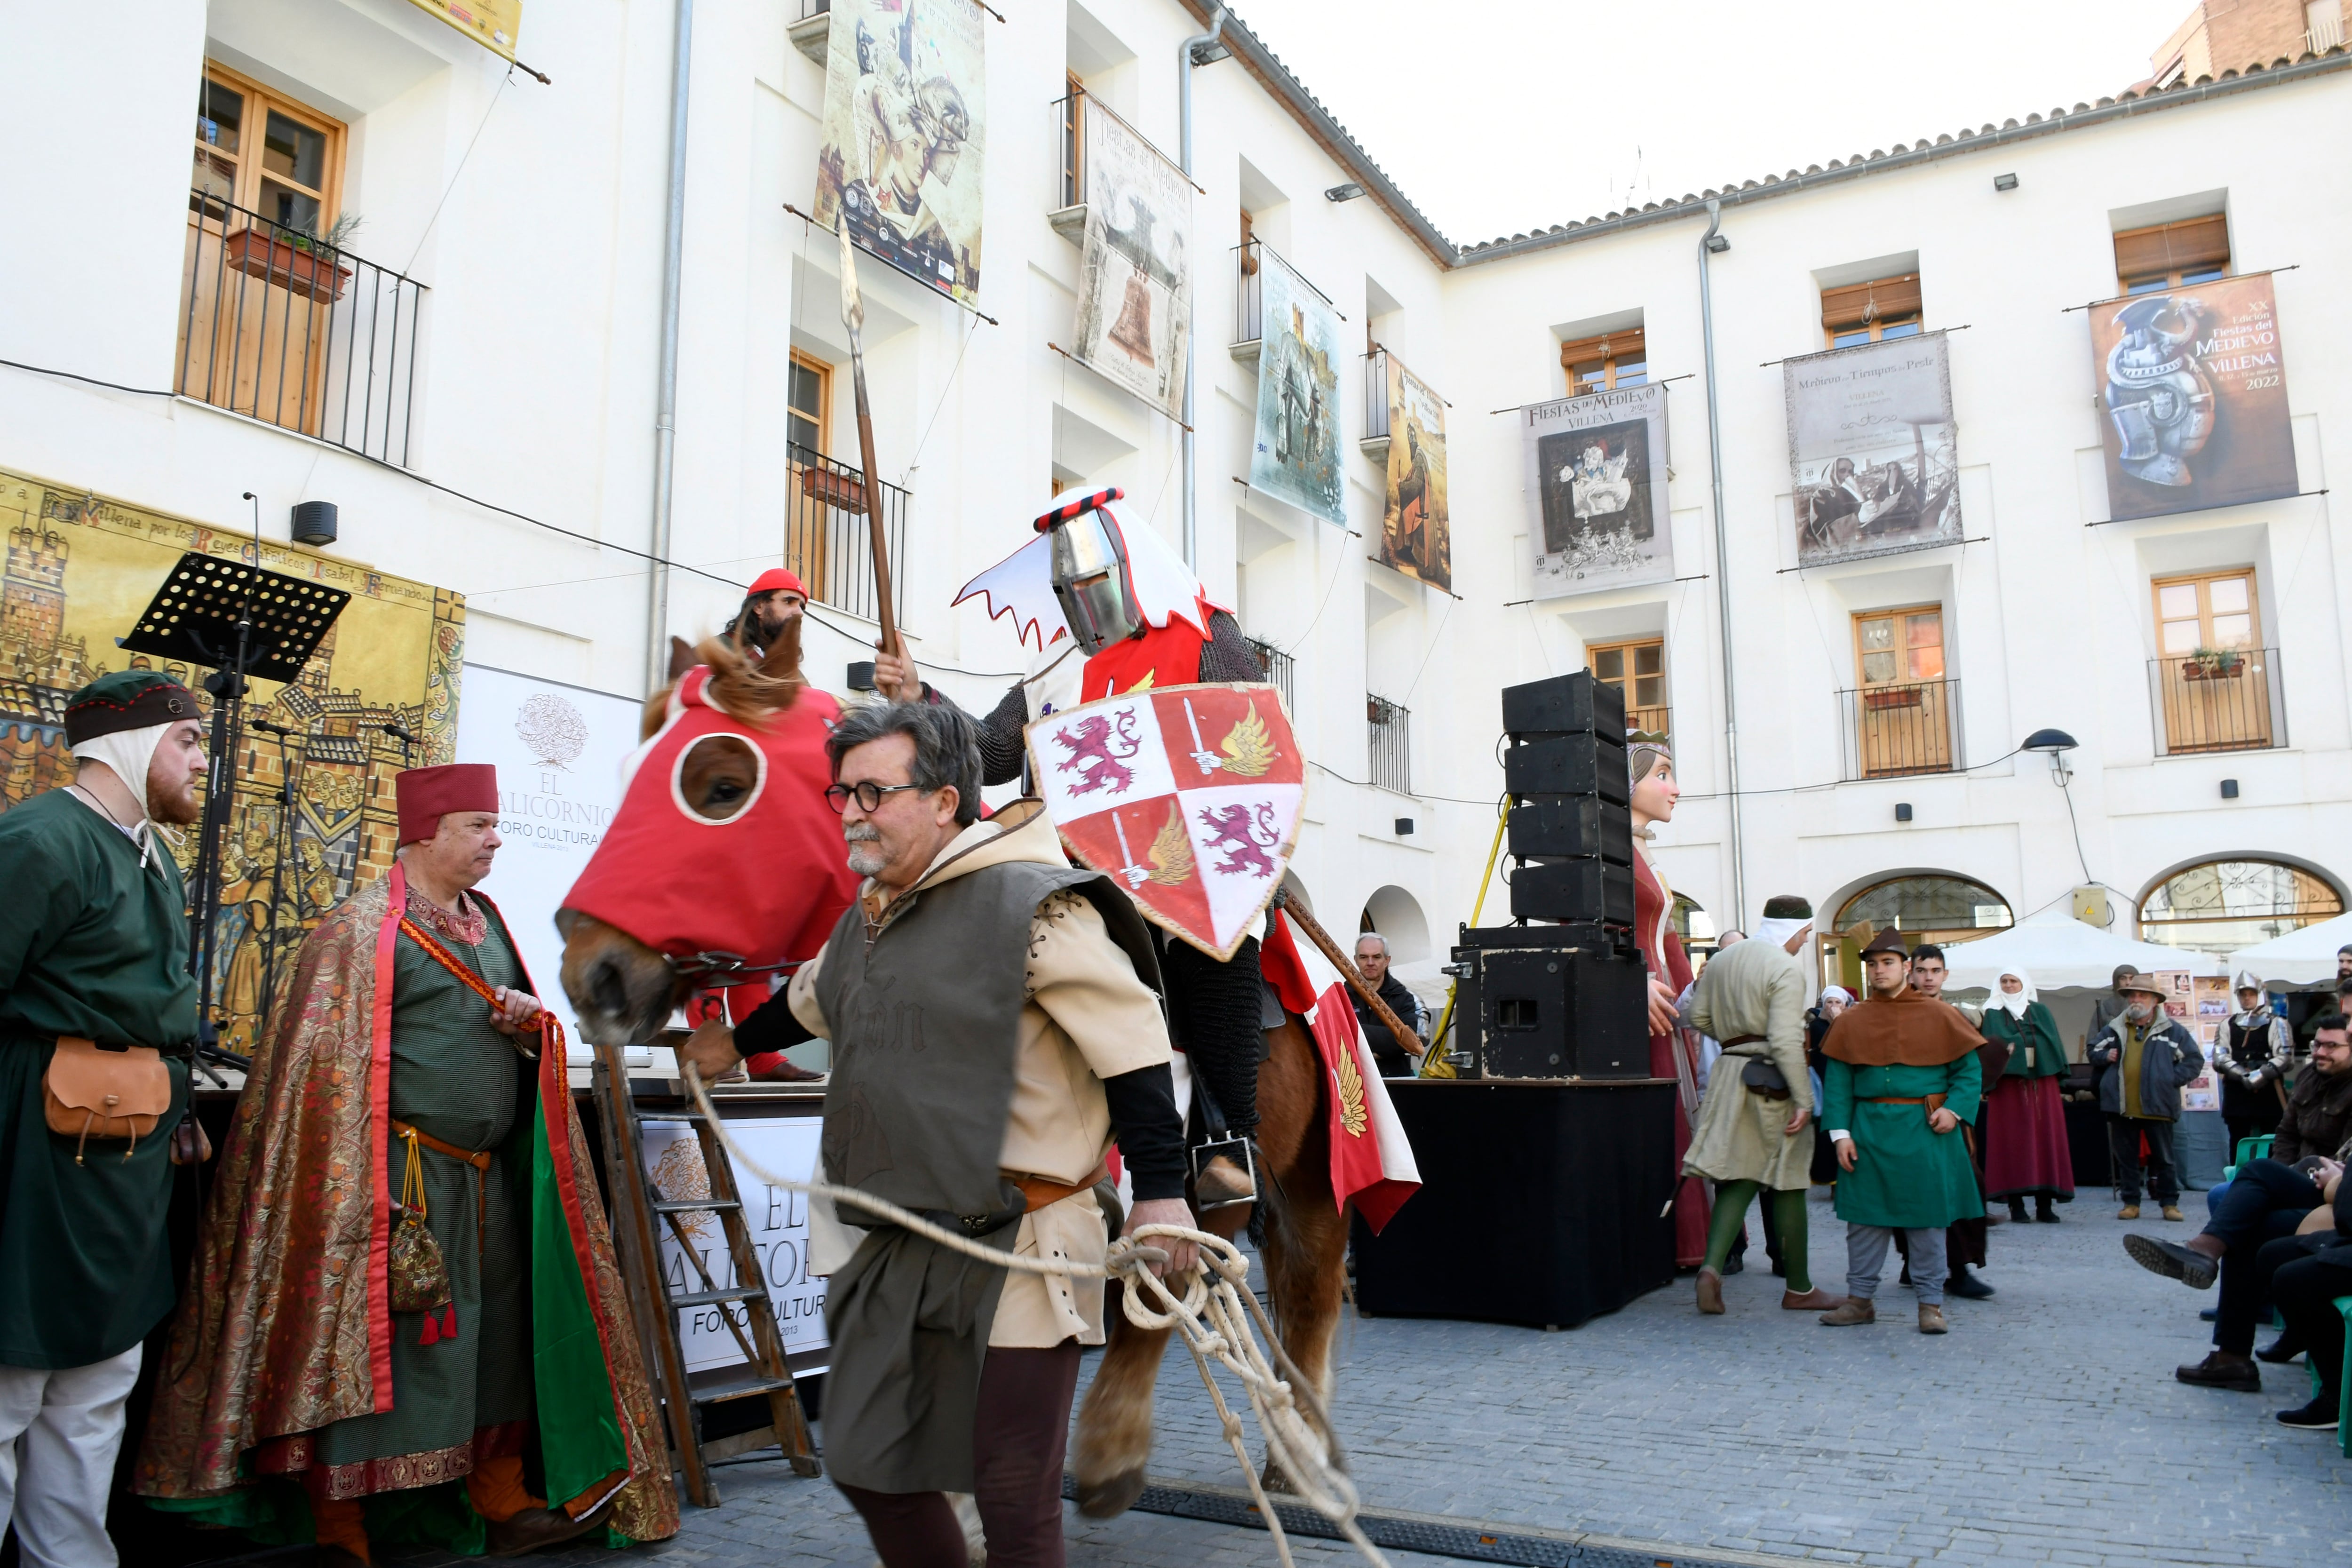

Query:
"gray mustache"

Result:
[[842, 823, 882, 842]]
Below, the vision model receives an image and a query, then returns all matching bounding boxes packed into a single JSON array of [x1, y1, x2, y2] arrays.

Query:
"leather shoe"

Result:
[[1781, 1288, 1841, 1311], [1194, 1154, 1256, 1207], [1946, 1266, 1995, 1300], [2118, 1203, 2141, 1219], [750, 1056, 823, 1083], [485, 1500, 614, 1557], [1723, 1253, 1745, 1275], [2256, 1336, 2307, 1365], [2276, 1396, 2340, 1430], [2036, 1200, 2062, 1223], [2175, 1351, 2261, 1393], [1819, 1299, 1876, 1327], [1918, 1303, 1949, 1334], [2161, 1204, 2185, 1222], [2123, 1232, 2218, 1289], [1695, 1267, 1725, 1314]]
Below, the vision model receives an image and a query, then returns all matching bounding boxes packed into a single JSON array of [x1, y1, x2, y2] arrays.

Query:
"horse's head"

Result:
[[557, 624, 860, 1046]]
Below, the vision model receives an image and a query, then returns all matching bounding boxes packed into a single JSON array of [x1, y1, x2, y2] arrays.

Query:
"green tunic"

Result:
[[1824, 1054, 1983, 1229], [0, 789, 197, 1369], [1980, 1002, 2065, 1079], [312, 907, 535, 1479]]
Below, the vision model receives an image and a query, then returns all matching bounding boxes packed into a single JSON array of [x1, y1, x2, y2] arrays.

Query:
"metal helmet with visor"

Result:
[[1038, 487, 1142, 655]]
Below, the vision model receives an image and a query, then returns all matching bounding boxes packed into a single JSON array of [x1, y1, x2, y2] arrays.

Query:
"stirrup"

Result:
[[1190, 1135, 1257, 1210]]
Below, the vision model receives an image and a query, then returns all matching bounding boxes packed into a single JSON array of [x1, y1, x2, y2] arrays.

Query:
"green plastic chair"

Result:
[[2223, 1133, 2277, 1184], [2339, 1297, 2352, 1458]]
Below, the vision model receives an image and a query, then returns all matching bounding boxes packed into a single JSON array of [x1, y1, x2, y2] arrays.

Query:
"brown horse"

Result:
[[1071, 1002, 1349, 1515]]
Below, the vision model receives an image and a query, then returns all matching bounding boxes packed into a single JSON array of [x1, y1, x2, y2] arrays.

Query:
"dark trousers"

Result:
[[1164, 935, 1263, 1135], [2273, 1246, 2352, 1403], [2208, 1159, 2322, 1354], [2107, 1115, 2180, 1204], [838, 1341, 1083, 1568]]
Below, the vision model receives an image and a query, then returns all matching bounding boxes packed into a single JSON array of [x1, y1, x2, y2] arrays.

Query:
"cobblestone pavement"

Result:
[[387, 1190, 2352, 1568]]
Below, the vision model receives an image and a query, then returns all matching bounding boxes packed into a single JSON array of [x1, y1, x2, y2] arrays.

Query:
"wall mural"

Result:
[[0, 469, 463, 1052]]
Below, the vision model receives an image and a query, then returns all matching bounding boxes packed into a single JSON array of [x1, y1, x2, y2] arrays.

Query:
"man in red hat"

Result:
[[725, 567, 808, 659], [139, 764, 677, 1561]]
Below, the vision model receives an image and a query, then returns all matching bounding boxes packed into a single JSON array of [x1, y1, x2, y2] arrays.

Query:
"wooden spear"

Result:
[[1272, 887, 1426, 1065], [836, 220, 901, 665]]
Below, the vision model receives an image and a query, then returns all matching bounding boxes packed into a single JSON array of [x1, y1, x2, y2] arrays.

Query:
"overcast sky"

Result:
[[1221, 0, 2187, 245]]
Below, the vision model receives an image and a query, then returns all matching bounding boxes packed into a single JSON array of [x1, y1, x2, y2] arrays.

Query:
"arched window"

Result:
[[1358, 885, 1431, 966], [2139, 860, 2342, 955], [1824, 874, 2012, 990]]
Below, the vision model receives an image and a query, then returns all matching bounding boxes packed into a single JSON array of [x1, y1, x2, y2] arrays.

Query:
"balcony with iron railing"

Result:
[[786, 442, 909, 627], [177, 191, 427, 468], [1367, 693, 1411, 794], [2149, 647, 2284, 756], [1361, 346, 1391, 459], [1230, 238, 1337, 360], [788, 0, 832, 62], [1625, 703, 1671, 740], [1244, 635, 1295, 711], [1837, 677, 1962, 780]]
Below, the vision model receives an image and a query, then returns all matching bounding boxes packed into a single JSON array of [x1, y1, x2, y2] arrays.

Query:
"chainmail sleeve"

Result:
[[1197, 610, 1269, 684]]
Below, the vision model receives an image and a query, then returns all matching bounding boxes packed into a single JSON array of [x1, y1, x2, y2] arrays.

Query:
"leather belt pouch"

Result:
[[1740, 1057, 1792, 1099], [44, 1035, 170, 1162]]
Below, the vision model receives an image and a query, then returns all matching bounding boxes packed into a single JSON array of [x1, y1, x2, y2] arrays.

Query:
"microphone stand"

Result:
[[250, 718, 301, 1034]]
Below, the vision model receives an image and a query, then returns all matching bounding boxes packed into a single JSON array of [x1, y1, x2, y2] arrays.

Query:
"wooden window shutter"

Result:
[[1559, 326, 1646, 371], [1819, 274, 1923, 331], [2113, 215, 2230, 280]]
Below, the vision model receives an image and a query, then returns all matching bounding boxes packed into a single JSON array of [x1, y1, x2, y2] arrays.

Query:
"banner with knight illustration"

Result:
[[0, 467, 465, 1053], [1072, 98, 1191, 421], [1026, 684, 1304, 961]]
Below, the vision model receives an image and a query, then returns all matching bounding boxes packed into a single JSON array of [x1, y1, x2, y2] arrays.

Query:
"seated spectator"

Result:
[[2264, 1170, 2352, 1429], [1353, 933, 1427, 1077], [2122, 1014, 2352, 1393]]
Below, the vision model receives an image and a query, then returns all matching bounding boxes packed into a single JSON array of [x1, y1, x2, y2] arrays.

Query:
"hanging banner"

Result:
[[1526, 381, 1671, 598], [640, 1117, 832, 1366], [813, 0, 987, 308], [1072, 102, 1191, 421], [2089, 274, 2296, 522], [0, 469, 464, 1055], [1785, 333, 1962, 566], [1378, 352, 1450, 591], [1249, 254, 1345, 525], [404, 0, 523, 64], [454, 665, 642, 1064]]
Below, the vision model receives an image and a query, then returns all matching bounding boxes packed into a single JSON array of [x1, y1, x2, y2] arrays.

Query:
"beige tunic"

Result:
[[789, 808, 1172, 1348], [1682, 937, 1815, 1192]]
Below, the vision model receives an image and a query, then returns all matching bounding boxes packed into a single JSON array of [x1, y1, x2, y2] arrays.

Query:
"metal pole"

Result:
[[646, 0, 695, 692], [1177, 4, 1227, 571], [1697, 199, 1747, 926]]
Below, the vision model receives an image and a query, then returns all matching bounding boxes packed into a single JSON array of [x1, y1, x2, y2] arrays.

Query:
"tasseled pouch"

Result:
[[389, 1128, 456, 1344]]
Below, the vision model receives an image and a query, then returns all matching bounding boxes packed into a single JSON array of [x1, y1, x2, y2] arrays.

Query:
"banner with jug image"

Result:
[[1248, 254, 1345, 525], [813, 0, 987, 307], [2089, 272, 2296, 522], [1526, 381, 1671, 597], [1072, 102, 1191, 422], [1378, 352, 1449, 591], [1785, 333, 1962, 565]]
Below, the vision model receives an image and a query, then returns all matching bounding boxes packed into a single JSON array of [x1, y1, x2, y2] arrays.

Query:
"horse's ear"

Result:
[[667, 635, 699, 682], [757, 615, 805, 684]]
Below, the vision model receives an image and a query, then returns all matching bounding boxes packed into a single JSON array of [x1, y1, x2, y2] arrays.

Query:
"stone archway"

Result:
[[1359, 884, 1431, 966]]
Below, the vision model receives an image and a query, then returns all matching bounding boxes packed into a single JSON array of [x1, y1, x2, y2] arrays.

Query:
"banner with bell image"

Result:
[[1248, 253, 1345, 525], [1072, 100, 1191, 422], [1785, 332, 1961, 566], [1525, 381, 1671, 597], [2089, 272, 2296, 522], [813, 0, 988, 308], [1378, 352, 1450, 592]]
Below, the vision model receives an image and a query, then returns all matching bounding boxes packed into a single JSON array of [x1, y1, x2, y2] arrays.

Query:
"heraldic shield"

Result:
[[1025, 683, 1304, 960]]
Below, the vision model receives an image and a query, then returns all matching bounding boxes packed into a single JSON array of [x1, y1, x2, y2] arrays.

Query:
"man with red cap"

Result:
[[139, 764, 677, 1561], [724, 567, 808, 659]]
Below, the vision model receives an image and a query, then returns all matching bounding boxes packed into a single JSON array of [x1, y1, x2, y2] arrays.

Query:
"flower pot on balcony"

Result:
[[2184, 652, 2245, 681], [800, 464, 866, 513], [224, 228, 351, 303]]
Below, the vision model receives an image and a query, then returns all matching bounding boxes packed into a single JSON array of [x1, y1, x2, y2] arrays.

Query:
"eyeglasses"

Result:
[[825, 780, 923, 814]]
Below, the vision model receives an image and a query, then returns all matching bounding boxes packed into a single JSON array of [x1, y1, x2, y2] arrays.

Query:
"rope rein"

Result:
[[678, 1067, 1389, 1568]]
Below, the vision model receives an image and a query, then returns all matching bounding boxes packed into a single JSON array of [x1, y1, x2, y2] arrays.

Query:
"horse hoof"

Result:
[[1259, 1459, 1295, 1496], [1074, 1467, 1148, 1519]]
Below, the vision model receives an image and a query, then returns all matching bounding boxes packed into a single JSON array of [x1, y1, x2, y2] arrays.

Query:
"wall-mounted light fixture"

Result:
[[1994, 172, 2019, 191], [1704, 231, 1730, 254], [847, 661, 876, 692], [291, 500, 338, 547], [1325, 181, 1365, 202], [1894, 803, 1914, 823], [1394, 817, 1415, 836], [2221, 778, 2240, 799], [2022, 727, 2078, 785]]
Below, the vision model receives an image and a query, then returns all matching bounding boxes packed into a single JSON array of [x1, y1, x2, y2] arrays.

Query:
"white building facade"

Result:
[[4, 0, 2349, 990]]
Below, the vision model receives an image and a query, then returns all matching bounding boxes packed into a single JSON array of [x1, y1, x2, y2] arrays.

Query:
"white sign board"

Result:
[[454, 664, 643, 1063], [640, 1117, 830, 1368]]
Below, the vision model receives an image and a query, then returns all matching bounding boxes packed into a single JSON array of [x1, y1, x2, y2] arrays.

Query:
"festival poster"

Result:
[[812, 0, 987, 308], [0, 468, 464, 1054], [1248, 253, 1345, 525], [455, 665, 643, 1065], [640, 1117, 832, 1367], [403, 0, 523, 63], [1785, 333, 1962, 565], [2183, 973, 2233, 1113], [1525, 381, 1671, 597], [2088, 273, 2296, 522], [1379, 352, 1450, 591], [1072, 101, 1191, 421]]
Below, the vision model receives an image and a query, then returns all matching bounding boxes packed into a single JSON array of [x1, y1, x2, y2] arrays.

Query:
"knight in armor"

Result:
[[2217, 970, 2295, 1158], [872, 489, 1270, 1207]]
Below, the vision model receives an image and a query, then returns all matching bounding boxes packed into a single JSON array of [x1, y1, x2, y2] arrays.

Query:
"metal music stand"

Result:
[[120, 551, 349, 1062]]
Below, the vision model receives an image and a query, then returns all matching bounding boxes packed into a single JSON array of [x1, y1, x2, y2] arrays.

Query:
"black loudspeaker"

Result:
[[1509, 858, 1636, 927], [1506, 796, 1634, 866], [1503, 734, 1631, 805], [1502, 672, 1628, 745], [1446, 928, 1647, 1080]]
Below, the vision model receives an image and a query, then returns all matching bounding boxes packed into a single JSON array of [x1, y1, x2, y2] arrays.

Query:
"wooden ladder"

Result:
[[590, 1035, 820, 1506]]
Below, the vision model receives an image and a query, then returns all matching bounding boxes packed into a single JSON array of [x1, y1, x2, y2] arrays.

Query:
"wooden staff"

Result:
[[1272, 887, 1424, 1063], [836, 220, 901, 663]]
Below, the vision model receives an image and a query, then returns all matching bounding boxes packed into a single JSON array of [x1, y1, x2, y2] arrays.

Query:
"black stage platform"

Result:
[[1353, 1077, 1678, 1331]]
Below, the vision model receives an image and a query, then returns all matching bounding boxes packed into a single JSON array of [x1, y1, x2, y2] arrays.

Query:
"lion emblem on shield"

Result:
[[1195, 801, 1282, 880], [1052, 708, 1144, 797]]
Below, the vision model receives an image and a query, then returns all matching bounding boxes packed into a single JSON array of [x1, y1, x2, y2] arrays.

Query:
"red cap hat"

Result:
[[747, 568, 807, 598], [396, 763, 500, 845]]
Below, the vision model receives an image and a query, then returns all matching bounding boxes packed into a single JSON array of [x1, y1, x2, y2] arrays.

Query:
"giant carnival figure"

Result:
[[872, 487, 1271, 1210]]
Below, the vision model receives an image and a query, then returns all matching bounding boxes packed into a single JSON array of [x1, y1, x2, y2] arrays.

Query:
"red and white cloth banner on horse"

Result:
[[1307, 982, 1421, 1232], [1026, 682, 1303, 961]]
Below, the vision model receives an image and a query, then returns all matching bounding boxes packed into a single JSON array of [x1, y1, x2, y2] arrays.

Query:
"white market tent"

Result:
[[1940, 905, 2226, 992], [2227, 908, 2352, 987]]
